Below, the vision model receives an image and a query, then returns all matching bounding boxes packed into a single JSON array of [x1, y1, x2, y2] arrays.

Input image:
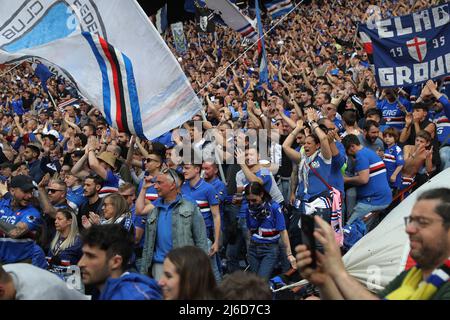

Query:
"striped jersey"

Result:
[[355, 147, 392, 206], [99, 169, 120, 198], [383, 144, 405, 189], [0, 198, 42, 264], [181, 179, 219, 228], [138, 180, 159, 203], [377, 97, 412, 131], [247, 201, 286, 244]]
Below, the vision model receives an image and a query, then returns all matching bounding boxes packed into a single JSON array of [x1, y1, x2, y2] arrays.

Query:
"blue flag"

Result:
[[255, 0, 269, 86], [34, 63, 53, 93], [359, 3, 450, 88]]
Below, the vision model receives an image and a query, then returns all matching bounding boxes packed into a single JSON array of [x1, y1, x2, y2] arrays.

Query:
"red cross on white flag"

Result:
[[406, 37, 427, 63]]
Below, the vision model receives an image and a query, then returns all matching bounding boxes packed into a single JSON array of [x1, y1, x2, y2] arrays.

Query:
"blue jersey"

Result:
[[330, 142, 346, 194], [300, 152, 332, 201], [66, 186, 86, 209], [207, 177, 227, 230], [377, 97, 412, 130], [432, 96, 450, 144], [383, 144, 404, 189], [99, 272, 162, 300], [138, 180, 159, 203], [181, 179, 219, 229], [354, 148, 392, 206], [236, 168, 273, 218], [47, 236, 83, 266], [99, 169, 120, 198], [131, 205, 146, 249], [334, 118, 345, 135], [247, 201, 286, 244], [0, 198, 42, 263]]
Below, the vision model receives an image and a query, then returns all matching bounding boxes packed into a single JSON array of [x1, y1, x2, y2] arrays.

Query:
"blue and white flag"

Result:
[[359, 3, 450, 88], [255, 0, 269, 85], [265, 0, 295, 19], [0, 0, 201, 140], [207, 0, 258, 42]]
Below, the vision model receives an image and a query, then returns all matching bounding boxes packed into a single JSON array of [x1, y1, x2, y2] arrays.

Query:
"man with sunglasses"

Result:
[[296, 188, 450, 300], [139, 169, 208, 281], [37, 175, 72, 251]]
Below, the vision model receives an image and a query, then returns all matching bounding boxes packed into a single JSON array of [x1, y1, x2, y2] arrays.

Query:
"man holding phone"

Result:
[[295, 188, 450, 300]]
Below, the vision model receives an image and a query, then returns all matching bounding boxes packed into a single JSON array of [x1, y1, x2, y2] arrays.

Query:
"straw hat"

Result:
[[97, 151, 117, 169]]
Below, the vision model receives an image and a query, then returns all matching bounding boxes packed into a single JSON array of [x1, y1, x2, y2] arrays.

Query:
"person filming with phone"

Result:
[[295, 188, 450, 300]]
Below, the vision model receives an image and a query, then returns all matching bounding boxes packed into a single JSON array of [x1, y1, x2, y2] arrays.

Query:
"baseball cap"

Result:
[[10, 175, 37, 191]]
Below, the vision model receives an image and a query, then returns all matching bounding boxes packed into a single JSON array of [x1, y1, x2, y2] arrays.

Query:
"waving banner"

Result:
[[359, 3, 450, 88], [0, 0, 202, 140]]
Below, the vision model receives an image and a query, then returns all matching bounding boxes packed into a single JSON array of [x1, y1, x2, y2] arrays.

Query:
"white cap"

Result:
[[45, 130, 60, 140]]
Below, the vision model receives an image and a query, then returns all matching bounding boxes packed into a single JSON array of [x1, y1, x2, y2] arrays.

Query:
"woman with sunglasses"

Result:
[[47, 208, 82, 268], [81, 193, 134, 232], [244, 182, 296, 280]]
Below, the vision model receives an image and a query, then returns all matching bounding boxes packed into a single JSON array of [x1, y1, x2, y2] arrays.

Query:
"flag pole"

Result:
[[48, 91, 59, 111]]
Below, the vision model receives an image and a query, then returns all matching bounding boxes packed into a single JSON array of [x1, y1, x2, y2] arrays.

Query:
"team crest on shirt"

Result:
[[311, 161, 320, 169], [26, 215, 36, 223]]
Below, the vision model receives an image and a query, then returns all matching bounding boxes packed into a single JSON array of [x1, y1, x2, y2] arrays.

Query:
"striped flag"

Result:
[[207, 0, 258, 42], [0, 0, 202, 141], [264, 0, 294, 19], [156, 4, 168, 34], [255, 0, 269, 85]]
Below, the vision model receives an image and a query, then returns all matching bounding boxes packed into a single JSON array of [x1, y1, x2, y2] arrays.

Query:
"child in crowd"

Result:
[[382, 128, 404, 194]]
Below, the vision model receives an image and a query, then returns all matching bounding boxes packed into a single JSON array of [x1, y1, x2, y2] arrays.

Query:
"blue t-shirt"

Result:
[[181, 179, 219, 229], [377, 97, 412, 131], [0, 198, 42, 263], [330, 142, 346, 194], [383, 144, 404, 189], [47, 236, 83, 266], [300, 152, 332, 201], [247, 201, 286, 244], [354, 147, 392, 206], [152, 196, 182, 264], [99, 169, 120, 198]]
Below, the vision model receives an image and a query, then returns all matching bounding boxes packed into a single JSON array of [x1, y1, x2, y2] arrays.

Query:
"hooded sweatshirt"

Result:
[[99, 272, 162, 300]]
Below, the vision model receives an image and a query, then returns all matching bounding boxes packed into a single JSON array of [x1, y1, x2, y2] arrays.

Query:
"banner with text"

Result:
[[359, 3, 450, 88]]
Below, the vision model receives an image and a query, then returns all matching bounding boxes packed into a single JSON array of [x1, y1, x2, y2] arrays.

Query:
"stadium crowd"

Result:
[[0, 0, 449, 300]]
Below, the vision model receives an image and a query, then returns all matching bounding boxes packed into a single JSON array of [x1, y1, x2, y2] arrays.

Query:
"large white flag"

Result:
[[0, 0, 202, 140]]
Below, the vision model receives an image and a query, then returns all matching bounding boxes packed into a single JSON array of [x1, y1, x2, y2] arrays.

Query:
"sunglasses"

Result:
[[162, 168, 180, 188], [146, 158, 160, 163]]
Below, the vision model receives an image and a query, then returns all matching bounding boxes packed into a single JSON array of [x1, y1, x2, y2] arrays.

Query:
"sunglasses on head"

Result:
[[162, 168, 180, 188]]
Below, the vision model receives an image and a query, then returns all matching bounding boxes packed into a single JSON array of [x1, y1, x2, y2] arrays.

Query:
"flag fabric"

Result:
[[207, 0, 258, 42], [196, 5, 216, 33], [171, 22, 188, 55], [255, 0, 269, 85], [264, 0, 294, 19], [33, 63, 54, 93], [184, 0, 197, 13], [156, 4, 168, 34], [0, 0, 201, 140], [58, 98, 79, 110], [359, 3, 450, 88]]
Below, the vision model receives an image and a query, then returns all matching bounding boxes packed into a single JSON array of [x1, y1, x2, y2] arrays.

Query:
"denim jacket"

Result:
[[139, 196, 209, 275]]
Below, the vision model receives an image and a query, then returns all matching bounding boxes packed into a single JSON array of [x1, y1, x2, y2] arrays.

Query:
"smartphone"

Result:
[[299, 214, 317, 269]]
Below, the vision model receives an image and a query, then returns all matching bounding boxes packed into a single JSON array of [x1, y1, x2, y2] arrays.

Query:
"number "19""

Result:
[[390, 47, 403, 57]]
